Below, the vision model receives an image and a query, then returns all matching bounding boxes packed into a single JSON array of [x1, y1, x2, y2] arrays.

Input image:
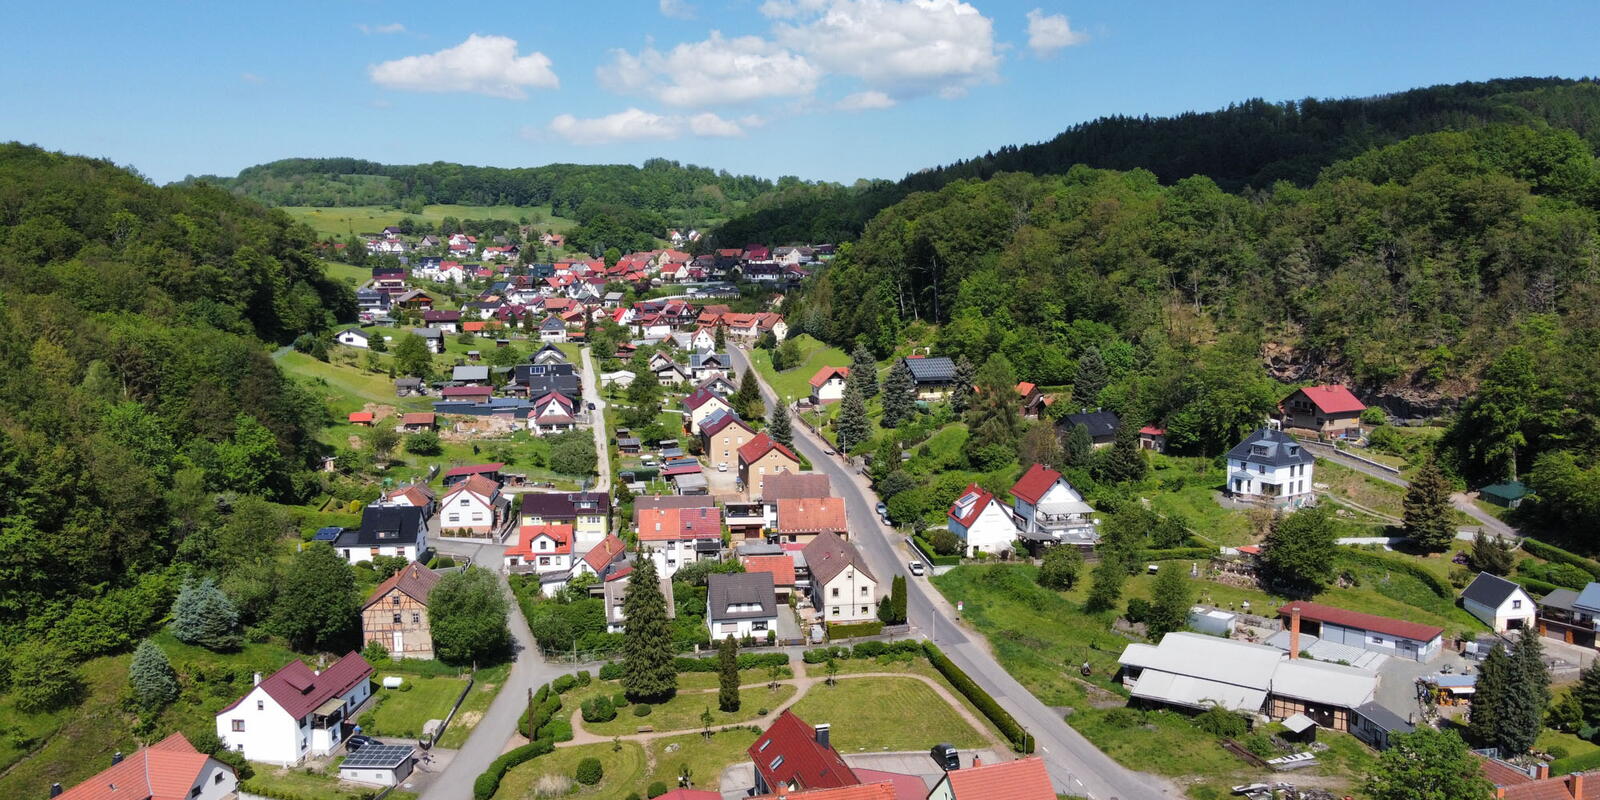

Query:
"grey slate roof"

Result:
[[337, 505, 427, 549], [901, 356, 955, 384], [1064, 410, 1121, 440], [707, 572, 777, 620], [1354, 701, 1413, 734], [452, 365, 490, 382], [1576, 583, 1600, 613], [1225, 427, 1315, 467], [802, 531, 875, 587], [1541, 588, 1580, 612], [1460, 571, 1526, 608]]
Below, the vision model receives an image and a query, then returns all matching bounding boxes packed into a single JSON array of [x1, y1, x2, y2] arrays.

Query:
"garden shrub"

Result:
[[1191, 706, 1248, 738], [647, 782, 669, 798], [574, 757, 603, 785], [633, 703, 653, 717]]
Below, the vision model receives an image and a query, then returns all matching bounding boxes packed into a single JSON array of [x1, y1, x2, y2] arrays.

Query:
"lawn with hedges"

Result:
[[578, 684, 796, 736], [362, 675, 468, 738], [789, 675, 988, 752], [494, 741, 645, 800]]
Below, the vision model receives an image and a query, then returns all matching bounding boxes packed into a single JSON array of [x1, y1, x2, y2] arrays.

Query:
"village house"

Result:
[[412, 327, 445, 353], [335, 327, 370, 348], [1016, 381, 1049, 419], [451, 364, 491, 386], [946, 483, 1018, 557], [603, 567, 675, 633], [361, 562, 441, 660], [520, 491, 611, 554], [1280, 384, 1366, 439], [707, 571, 778, 639], [334, 505, 428, 565], [54, 733, 237, 800], [748, 710, 859, 795], [527, 391, 578, 435], [1537, 582, 1600, 647], [1275, 602, 1444, 663], [1062, 409, 1121, 447], [441, 385, 493, 403], [694, 373, 738, 398], [442, 462, 504, 487], [1138, 425, 1167, 452], [215, 653, 374, 765], [1009, 463, 1098, 548], [927, 757, 1055, 800], [504, 524, 574, 591], [684, 386, 735, 435], [1461, 571, 1537, 633], [422, 309, 462, 333], [689, 351, 732, 382], [382, 482, 436, 517], [1225, 427, 1316, 508], [741, 554, 798, 603], [776, 497, 848, 545], [803, 531, 877, 623], [809, 366, 850, 404], [576, 534, 628, 581], [700, 410, 756, 470], [533, 342, 568, 365], [399, 412, 436, 432], [538, 315, 568, 342], [760, 472, 832, 528], [739, 432, 801, 496], [439, 474, 511, 536], [900, 356, 957, 400], [637, 505, 724, 576]]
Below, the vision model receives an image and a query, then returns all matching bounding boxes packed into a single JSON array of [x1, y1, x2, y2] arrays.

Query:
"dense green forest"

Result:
[[0, 143, 349, 683], [185, 156, 781, 222], [711, 77, 1600, 247]]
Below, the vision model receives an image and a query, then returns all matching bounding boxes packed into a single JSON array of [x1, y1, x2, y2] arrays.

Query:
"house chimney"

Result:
[[1537, 763, 1551, 780], [1289, 607, 1301, 660], [253, 672, 262, 686], [1570, 773, 1585, 798], [814, 723, 830, 750], [111, 752, 123, 765], [49, 784, 62, 799], [972, 755, 982, 768]]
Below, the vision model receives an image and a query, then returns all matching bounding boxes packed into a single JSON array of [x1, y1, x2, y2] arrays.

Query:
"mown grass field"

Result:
[[496, 741, 647, 800], [576, 682, 795, 737], [747, 334, 852, 402], [788, 675, 988, 752], [365, 675, 469, 738], [436, 663, 510, 749], [281, 204, 576, 240]]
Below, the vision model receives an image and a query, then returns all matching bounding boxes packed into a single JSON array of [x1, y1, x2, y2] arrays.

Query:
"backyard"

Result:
[[747, 334, 853, 402], [495, 741, 648, 800], [361, 674, 470, 738], [788, 675, 989, 752]]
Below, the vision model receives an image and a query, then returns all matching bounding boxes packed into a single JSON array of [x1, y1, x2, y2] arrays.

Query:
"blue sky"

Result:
[[3, 1, 1597, 186]]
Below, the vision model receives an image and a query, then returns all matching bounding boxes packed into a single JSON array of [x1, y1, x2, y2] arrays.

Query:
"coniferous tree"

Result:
[[1575, 659, 1600, 729], [891, 575, 907, 624], [849, 343, 879, 400], [880, 359, 917, 428], [1063, 423, 1094, 467], [768, 403, 794, 449], [1468, 531, 1515, 576], [734, 368, 763, 418], [714, 324, 726, 352], [949, 356, 976, 414], [1470, 644, 1510, 749], [128, 639, 178, 710], [963, 353, 1021, 469], [835, 382, 871, 453], [1074, 347, 1109, 406], [170, 576, 242, 651], [717, 635, 740, 712], [1404, 457, 1457, 552], [1504, 631, 1551, 754], [621, 559, 676, 702]]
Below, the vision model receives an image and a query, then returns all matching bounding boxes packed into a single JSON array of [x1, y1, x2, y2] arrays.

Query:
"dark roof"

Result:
[[700, 409, 752, 438], [761, 472, 832, 502], [1064, 410, 1121, 439], [901, 356, 955, 383], [1541, 588, 1580, 612], [747, 709, 857, 792], [1461, 571, 1528, 608], [337, 506, 427, 549], [707, 572, 777, 620], [313, 526, 343, 542], [218, 652, 372, 720], [1355, 701, 1414, 734], [1226, 427, 1315, 467], [519, 491, 611, 518], [802, 531, 875, 587], [340, 743, 414, 770], [1481, 481, 1529, 501]]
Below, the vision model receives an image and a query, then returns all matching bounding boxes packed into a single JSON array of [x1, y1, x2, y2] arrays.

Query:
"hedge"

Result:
[[804, 641, 922, 663], [674, 653, 790, 672], [913, 535, 961, 566], [1514, 576, 1563, 596], [239, 781, 377, 800], [1551, 748, 1600, 776], [1337, 549, 1451, 598], [922, 642, 1033, 753], [473, 737, 555, 800], [1522, 538, 1600, 580], [826, 620, 884, 640], [517, 681, 563, 738], [1136, 547, 1215, 562]]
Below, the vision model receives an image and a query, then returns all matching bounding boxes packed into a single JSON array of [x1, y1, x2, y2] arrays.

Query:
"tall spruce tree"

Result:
[[835, 382, 871, 453], [1468, 531, 1515, 576], [621, 559, 677, 702], [714, 324, 726, 352], [1146, 566, 1192, 639], [950, 356, 976, 413], [1504, 632, 1551, 754], [1576, 659, 1600, 728], [1063, 423, 1094, 466], [880, 359, 917, 428], [849, 343, 879, 399], [1074, 347, 1109, 405], [1470, 643, 1510, 750], [734, 368, 764, 419], [717, 635, 740, 712], [128, 639, 178, 710], [891, 575, 907, 624], [1404, 457, 1456, 552], [768, 403, 794, 450], [962, 353, 1021, 469], [170, 576, 242, 650]]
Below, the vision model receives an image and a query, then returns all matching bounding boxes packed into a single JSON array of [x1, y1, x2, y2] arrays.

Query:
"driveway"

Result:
[[579, 346, 611, 493], [1306, 442, 1518, 539]]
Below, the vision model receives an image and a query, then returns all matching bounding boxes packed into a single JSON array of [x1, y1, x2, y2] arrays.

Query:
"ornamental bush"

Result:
[[574, 757, 603, 785]]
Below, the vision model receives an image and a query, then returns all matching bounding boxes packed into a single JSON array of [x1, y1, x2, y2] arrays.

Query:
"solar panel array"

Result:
[[341, 744, 414, 769]]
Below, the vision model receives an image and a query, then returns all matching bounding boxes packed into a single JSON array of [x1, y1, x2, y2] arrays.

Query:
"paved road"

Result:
[[727, 347, 1177, 800], [419, 540, 570, 800], [1304, 442, 1519, 539], [579, 346, 611, 493]]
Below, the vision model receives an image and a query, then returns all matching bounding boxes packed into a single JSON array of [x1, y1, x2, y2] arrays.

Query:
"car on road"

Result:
[[346, 734, 379, 752], [587, 401, 596, 410], [824, 448, 836, 455], [908, 561, 925, 576], [875, 502, 887, 516]]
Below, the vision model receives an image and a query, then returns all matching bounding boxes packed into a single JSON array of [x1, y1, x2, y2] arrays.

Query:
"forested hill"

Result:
[[712, 77, 1600, 246], [0, 143, 341, 671], [183, 157, 779, 219]]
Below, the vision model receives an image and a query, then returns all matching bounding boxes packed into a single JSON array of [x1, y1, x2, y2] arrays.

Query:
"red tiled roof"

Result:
[[509, 524, 574, 558], [1010, 463, 1062, 506], [637, 506, 723, 541], [1015, 381, 1036, 395], [1293, 385, 1366, 415], [444, 462, 503, 477], [753, 785, 896, 800], [809, 366, 849, 388], [1139, 426, 1166, 435], [739, 432, 799, 466], [363, 562, 441, 609], [948, 483, 997, 527], [940, 757, 1055, 800], [348, 411, 374, 423], [446, 473, 500, 502], [401, 412, 436, 425], [852, 770, 925, 799], [1481, 757, 1537, 787], [663, 463, 703, 477], [748, 709, 857, 792], [777, 497, 846, 534], [218, 652, 372, 720], [1277, 601, 1444, 643], [442, 385, 493, 398], [654, 791, 721, 800], [56, 732, 219, 800], [583, 534, 628, 572], [742, 555, 797, 587]]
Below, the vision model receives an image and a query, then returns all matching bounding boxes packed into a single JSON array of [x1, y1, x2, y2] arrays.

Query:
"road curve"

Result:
[[727, 346, 1178, 800]]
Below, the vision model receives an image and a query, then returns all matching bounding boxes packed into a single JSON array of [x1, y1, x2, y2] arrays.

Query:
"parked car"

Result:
[[824, 448, 836, 456], [717, 463, 727, 472], [347, 734, 379, 752], [930, 743, 959, 770], [908, 561, 925, 576], [587, 401, 596, 410], [875, 502, 888, 515]]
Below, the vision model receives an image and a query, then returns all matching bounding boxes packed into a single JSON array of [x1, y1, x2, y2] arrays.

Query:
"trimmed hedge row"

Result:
[[922, 642, 1033, 754], [518, 681, 563, 738], [803, 640, 922, 663], [598, 652, 790, 680], [913, 535, 960, 566], [1337, 549, 1452, 598], [473, 737, 555, 800], [1515, 576, 1563, 596], [1522, 538, 1600, 580], [1552, 747, 1600, 776], [240, 781, 377, 800], [1136, 547, 1214, 562], [826, 620, 884, 639]]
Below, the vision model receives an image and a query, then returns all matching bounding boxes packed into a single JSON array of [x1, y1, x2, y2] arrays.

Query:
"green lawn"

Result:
[[496, 741, 646, 800], [436, 664, 510, 749], [246, 762, 416, 800], [789, 676, 987, 752], [748, 334, 853, 402], [675, 668, 790, 691], [1068, 707, 1245, 778], [1141, 460, 1254, 547], [364, 675, 469, 738], [579, 683, 796, 737], [321, 259, 372, 287], [646, 729, 760, 793], [278, 349, 424, 411], [281, 204, 576, 240]]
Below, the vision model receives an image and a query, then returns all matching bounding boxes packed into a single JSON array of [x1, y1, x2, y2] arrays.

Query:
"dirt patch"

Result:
[[363, 403, 398, 422], [348, 434, 364, 450], [443, 416, 519, 439]]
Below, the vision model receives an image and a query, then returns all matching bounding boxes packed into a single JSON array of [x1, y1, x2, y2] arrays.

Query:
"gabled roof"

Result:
[[939, 757, 1055, 800], [219, 652, 372, 720], [444, 462, 504, 478], [1063, 409, 1120, 438], [708, 571, 777, 621], [339, 505, 427, 548], [748, 709, 858, 792], [685, 386, 731, 411], [948, 483, 1001, 528], [802, 531, 874, 587], [742, 554, 797, 587], [761, 472, 832, 502], [777, 497, 846, 534], [1461, 571, 1530, 609], [442, 385, 494, 399], [1010, 463, 1063, 505], [753, 786, 896, 800], [363, 562, 441, 609], [809, 366, 850, 388], [55, 732, 220, 800], [637, 506, 723, 541], [348, 411, 374, 423], [1278, 601, 1443, 643], [1290, 384, 1366, 415], [582, 534, 628, 573], [400, 412, 436, 426], [444, 473, 500, 504], [520, 491, 610, 517], [739, 432, 799, 466], [1227, 428, 1315, 467], [901, 356, 955, 383], [701, 409, 753, 439], [508, 523, 574, 558]]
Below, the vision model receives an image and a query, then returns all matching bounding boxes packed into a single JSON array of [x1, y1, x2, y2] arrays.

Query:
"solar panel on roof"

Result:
[[341, 744, 414, 768]]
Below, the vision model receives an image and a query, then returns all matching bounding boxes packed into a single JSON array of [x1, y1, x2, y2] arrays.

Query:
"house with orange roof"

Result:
[[1280, 384, 1367, 438], [216, 653, 373, 765], [576, 534, 629, 581], [439, 473, 511, 536], [776, 497, 848, 545], [504, 523, 575, 583], [348, 411, 374, 426], [383, 482, 436, 516], [739, 432, 801, 497], [1016, 381, 1047, 419], [54, 733, 237, 800], [637, 506, 724, 576], [741, 553, 798, 602], [399, 412, 436, 432], [927, 755, 1055, 800], [946, 483, 1019, 558], [361, 562, 441, 659], [810, 366, 851, 404]]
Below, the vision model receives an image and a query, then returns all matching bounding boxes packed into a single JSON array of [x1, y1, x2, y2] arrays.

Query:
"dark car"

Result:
[[346, 734, 379, 752], [930, 743, 959, 771]]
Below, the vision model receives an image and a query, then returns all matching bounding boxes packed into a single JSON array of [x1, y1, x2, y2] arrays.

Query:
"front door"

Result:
[[393, 630, 403, 653]]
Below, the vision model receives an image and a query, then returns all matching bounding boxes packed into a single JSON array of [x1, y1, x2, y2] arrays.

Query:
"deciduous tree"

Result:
[[1146, 566, 1192, 639], [1260, 505, 1337, 597], [431, 566, 511, 665], [1037, 546, 1083, 590], [1085, 558, 1124, 613], [1364, 728, 1492, 800], [272, 542, 360, 653]]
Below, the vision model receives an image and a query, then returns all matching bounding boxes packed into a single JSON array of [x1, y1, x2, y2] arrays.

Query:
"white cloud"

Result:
[[240, 72, 265, 84], [598, 32, 819, 107], [837, 90, 895, 110], [545, 108, 745, 145], [659, 0, 696, 19], [774, 0, 1001, 100], [369, 34, 558, 99], [1025, 9, 1087, 57], [358, 22, 408, 35]]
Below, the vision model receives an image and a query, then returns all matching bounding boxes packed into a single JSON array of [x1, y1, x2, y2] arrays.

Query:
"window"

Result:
[[191, 786, 201, 797], [447, 515, 459, 523], [215, 774, 225, 785], [1513, 600, 1523, 609], [460, 498, 470, 506], [392, 596, 401, 606], [256, 700, 264, 711], [412, 613, 421, 623], [770, 755, 785, 770], [831, 587, 839, 597], [393, 613, 402, 624], [861, 606, 868, 615], [860, 587, 869, 597], [831, 607, 840, 617], [232, 719, 245, 732]]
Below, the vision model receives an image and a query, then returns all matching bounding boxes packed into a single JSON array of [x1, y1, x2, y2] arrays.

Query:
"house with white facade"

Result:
[[1462, 571, 1537, 632], [1009, 464, 1099, 548], [707, 571, 778, 639], [637, 506, 723, 577], [504, 523, 574, 594], [808, 366, 850, 404], [684, 386, 734, 435], [528, 391, 578, 435], [438, 474, 509, 536], [335, 328, 370, 349], [604, 568, 675, 633], [56, 733, 237, 800], [215, 653, 373, 765], [946, 483, 1019, 557], [803, 531, 878, 624], [334, 506, 427, 565], [1224, 428, 1316, 508]]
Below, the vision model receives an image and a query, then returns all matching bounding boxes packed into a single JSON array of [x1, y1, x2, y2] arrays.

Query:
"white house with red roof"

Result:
[[215, 653, 373, 765], [505, 523, 574, 576], [1280, 384, 1367, 438], [576, 534, 628, 580], [747, 709, 857, 795], [809, 366, 850, 404], [637, 506, 724, 577], [684, 386, 735, 435], [947, 483, 1019, 557], [439, 473, 509, 536], [528, 391, 578, 435], [1009, 464, 1098, 547], [927, 756, 1055, 800], [55, 733, 236, 800]]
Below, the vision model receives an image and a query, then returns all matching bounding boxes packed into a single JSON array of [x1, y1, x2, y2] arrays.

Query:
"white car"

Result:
[[717, 463, 727, 472], [908, 561, 925, 576]]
